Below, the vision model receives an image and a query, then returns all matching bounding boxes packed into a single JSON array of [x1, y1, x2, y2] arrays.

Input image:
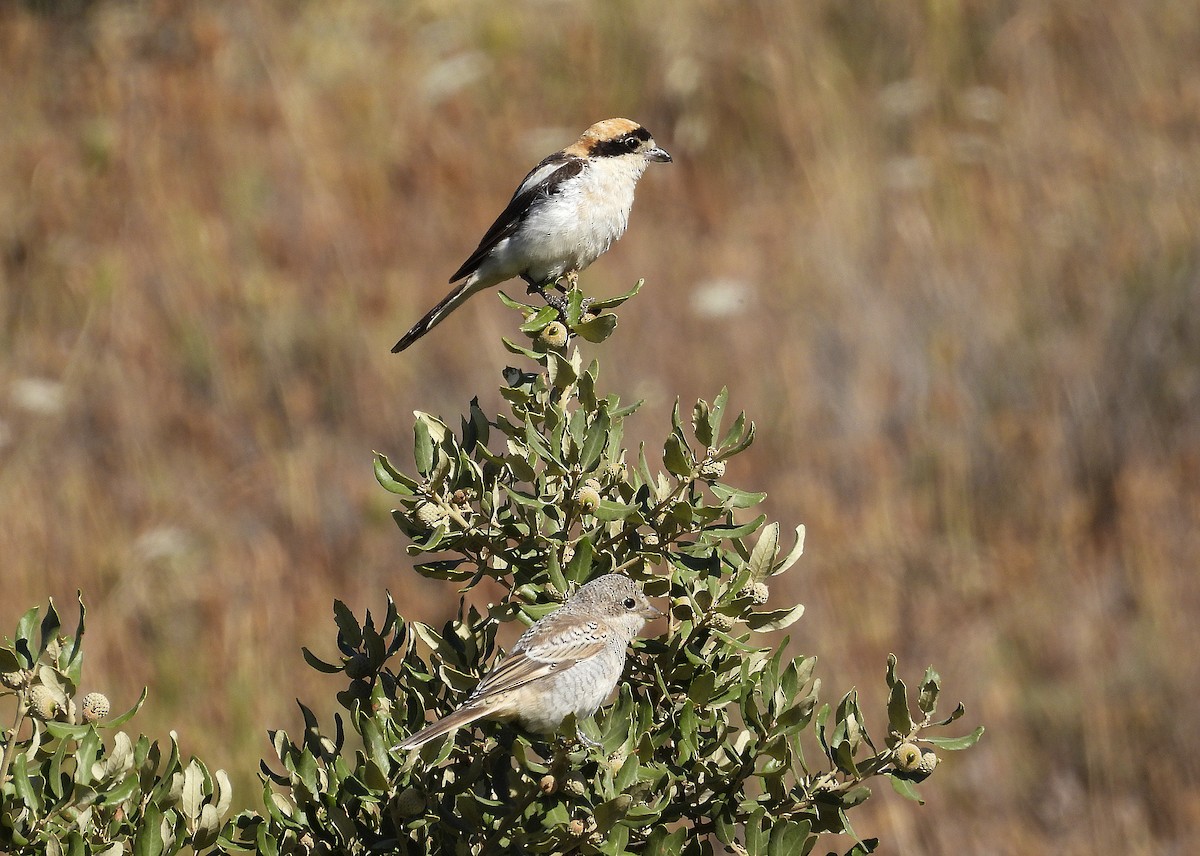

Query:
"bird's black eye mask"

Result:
[[592, 127, 653, 158]]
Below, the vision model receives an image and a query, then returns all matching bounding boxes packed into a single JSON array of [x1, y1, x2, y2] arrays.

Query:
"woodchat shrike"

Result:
[[391, 119, 671, 352], [393, 574, 662, 749]]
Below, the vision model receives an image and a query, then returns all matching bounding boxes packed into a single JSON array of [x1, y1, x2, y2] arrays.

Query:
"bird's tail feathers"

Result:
[[391, 276, 484, 353], [391, 703, 491, 750]]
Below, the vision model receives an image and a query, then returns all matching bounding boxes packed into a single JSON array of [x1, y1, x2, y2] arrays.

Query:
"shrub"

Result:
[[0, 283, 981, 855]]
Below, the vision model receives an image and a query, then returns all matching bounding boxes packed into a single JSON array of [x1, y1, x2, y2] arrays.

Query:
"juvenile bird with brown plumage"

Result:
[[393, 574, 662, 749], [391, 119, 671, 352]]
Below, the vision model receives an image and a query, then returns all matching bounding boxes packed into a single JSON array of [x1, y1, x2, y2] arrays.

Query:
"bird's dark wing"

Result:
[[447, 153, 586, 283]]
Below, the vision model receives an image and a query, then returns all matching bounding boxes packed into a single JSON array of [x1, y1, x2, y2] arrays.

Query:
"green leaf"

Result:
[[580, 407, 610, 472], [519, 305, 558, 332], [746, 604, 805, 632], [413, 419, 434, 477], [747, 523, 779, 582], [932, 702, 967, 727], [374, 454, 417, 495], [587, 278, 644, 310], [887, 773, 925, 804], [887, 677, 913, 736], [180, 760, 204, 823], [15, 605, 40, 664], [575, 313, 619, 343], [106, 687, 149, 728], [692, 399, 713, 448], [301, 648, 342, 674], [769, 819, 812, 855], [709, 388, 729, 445], [65, 591, 86, 678], [708, 483, 767, 509], [40, 597, 62, 657], [566, 537, 594, 584], [496, 290, 537, 311], [663, 434, 693, 477], [745, 808, 768, 856], [918, 665, 941, 714], [134, 802, 166, 856], [332, 600, 362, 647], [773, 525, 806, 576], [922, 726, 984, 750]]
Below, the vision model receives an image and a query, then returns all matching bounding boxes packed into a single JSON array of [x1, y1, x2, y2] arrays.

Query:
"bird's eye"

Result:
[[623, 596, 637, 609], [625, 136, 642, 151]]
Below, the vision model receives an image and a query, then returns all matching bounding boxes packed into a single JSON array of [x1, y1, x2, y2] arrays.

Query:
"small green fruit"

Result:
[[29, 685, 59, 720], [539, 321, 569, 349], [742, 582, 770, 605], [573, 485, 601, 514], [414, 502, 447, 528], [82, 692, 111, 723], [894, 742, 922, 772]]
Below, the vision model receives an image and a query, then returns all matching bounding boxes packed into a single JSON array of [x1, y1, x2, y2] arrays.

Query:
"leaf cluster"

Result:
[[0, 284, 983, 855], [0, 598, 233, 855]]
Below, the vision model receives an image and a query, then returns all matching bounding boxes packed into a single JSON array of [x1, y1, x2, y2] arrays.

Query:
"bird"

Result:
[[391, 118, 671, 352], [392, 574, 663, 749]]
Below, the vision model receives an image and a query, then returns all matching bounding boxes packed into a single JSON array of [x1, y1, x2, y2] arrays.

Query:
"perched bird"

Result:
[[393, 574, 662, 749], [391, 119, 671, 352]]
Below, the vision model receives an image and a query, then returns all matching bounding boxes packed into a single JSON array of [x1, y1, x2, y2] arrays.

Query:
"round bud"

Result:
[[567, 819, 586, 838], [452, 489, 468, 505], [1, 671, 27, 690], [894, 742, 922, 772], [344, 655, 372, 680], [563, 774, 587, 797], [742, 582, 770, 605], [605, 752, 627, 776], [539, 774, 558, 795], [573, 485, 601, 515], [539, 322, 569, 349], [582, 477, 602, 493], [29, 685, 59, 720], [708, 613, 734, 633], [918, 749, 939, 775], [414, 502, 447, 528], [393, 787, 426, 816], [698, 458, 726, 481], [82, 692, 111, 723], [605, 461, 628, 483]]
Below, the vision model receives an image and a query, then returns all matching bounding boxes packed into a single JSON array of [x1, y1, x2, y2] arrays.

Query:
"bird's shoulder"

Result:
[[514, 608, 617, 659]]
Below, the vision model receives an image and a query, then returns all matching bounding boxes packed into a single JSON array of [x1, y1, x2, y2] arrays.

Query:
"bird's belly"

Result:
[[512, 655, 621, 733], [515, 186, 634, 284]]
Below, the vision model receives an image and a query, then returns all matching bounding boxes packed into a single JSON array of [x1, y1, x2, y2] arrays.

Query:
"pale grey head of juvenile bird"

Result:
[[563, 574, 663, 640]]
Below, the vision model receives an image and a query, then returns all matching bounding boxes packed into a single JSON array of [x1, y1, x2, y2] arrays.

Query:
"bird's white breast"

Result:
[[505, 156, 648, 285]]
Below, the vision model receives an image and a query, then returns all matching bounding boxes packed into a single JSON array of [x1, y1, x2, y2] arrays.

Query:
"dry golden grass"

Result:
[[2, 1, 1199, 852]]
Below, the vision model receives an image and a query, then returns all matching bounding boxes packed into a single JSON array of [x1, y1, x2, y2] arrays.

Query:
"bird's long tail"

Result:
[[391, 702, 491, 749], [391, 276, 483, 353]]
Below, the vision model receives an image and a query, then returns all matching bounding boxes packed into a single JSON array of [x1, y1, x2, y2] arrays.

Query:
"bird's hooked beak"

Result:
[[646, 146, 672, 164], [642, 602, 665, 620]]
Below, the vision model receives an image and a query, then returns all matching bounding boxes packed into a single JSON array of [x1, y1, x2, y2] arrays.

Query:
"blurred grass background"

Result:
[[2, 0, 1198, 851]]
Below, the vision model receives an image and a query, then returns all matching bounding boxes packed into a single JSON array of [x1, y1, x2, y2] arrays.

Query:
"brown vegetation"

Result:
[[2, 1, 1198, 852]]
